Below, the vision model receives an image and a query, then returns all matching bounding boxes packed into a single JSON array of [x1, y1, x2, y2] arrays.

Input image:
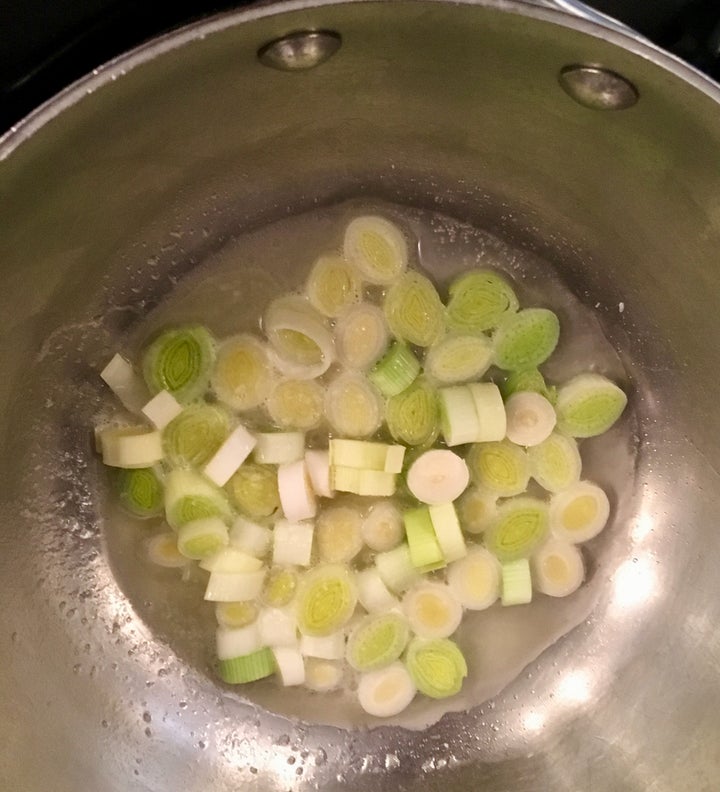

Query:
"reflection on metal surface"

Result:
[[559, 65, 639, 110], [522, 710, 546, 732], [556, 669, 592, 704], [257, 31, 341, 71], [610, 556, 659, 611]]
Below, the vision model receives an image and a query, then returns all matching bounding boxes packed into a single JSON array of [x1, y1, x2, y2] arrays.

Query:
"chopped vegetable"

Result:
[[113, 467, 163, 519], [445, 269, 519, 333], [253, 431, 305, 465], [555, 372, 627, 437], [162, 403, 230, 469], [272, 646, 306, 686], [177, 516, 229, 560], [457, 487, 498, 534], [266, 378, 325, 430], [316, 504, 364, 563], [272, 519, 314, 567], [428, 502, 467, 563], [383, 271, 445, 347], [425, 334, 493, 384], [492, 308, 560, 371], [262, 567, 298, 608], [402, 582, 463, 639], [216, 601, 259, 629], [405, 637, 467, 699], [300, 631, 346, 660], [204, 569, 266, 601], [467, 439, 530, 497], [258, 607, 298, 647], [403, 506, 445, 569], [368, 342, 421, 397], [229, 517, 272, 557], [447, 547, 501, 610], [140, 389, 183, 430], [357, 661, 416, 717], [527, 432, 582, 493], [501, 368, 557, 404], [504, 391, 557, 447], [304, 449, 334, 498], [343, 215, 408, 284], [146, 532, 188, 568], [439, 382, 506, 446], [306, 253, 362, 317], [361, 500, 404, 552], [212, 334, 274, 411], [501, 558, 533, 606], [304, 659, 344, 692], [142, 325, 216, 403], [334, 303, 389, 370], [277, 459, 317, 522], [356, 568, 398, 612], [164, 468, 231, 530], [295, 564, 357, 637], [331, 466, 397, 497], [346, 613, 410, 671], [227, 462, 280, 519], [203, 423, 257, 487], [199, 547, 263, 573], [325, 371, 383, 438], [219, 647, 276, 684], [101, 426, 163, 468], [485, 497, 549, 562], [531, 539, 584, 597], [406, 449, 470, 505], [100, 352, 149, 413], [549, 480, 610, 543], [216, 622, 260, 660], [386, 378, 439, 447], [375, 543, 421, 593], [329, 438, 405, 474]]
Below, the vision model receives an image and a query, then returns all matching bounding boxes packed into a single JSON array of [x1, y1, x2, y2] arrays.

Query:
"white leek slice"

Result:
[[199, 547, 264, 573], [272, 519, 315, 567], [439, 385, 481, 446], [343, 215, 408, 285], [305, 659, 344, 692], [140, 389, 183, 430], [531, 539, 584, 597], [229, 517, 272, 557], [555, 373, 627, 438], [306, 253, 362, 317], [504, 391, 557, 447], [299, 631, 346, 660], [357, 661, 416, 717], [316, 504, 364, 563], [204, 569, 267, 602], [216, 623, 261, 661], [177, 516, 229, 560], [335, 303, 389, 370], [101, 426, 163, 468], [264, 295, 335, 379], [428, 502, 467, 563], [266, 378, 325, 430], [295, 564, 357, 637], [549, 481, 610, 543], [375, 544, 421, 593], [331, 466, 397, 497], [100, 353, 150, 413], [467, 439, 530, 497], [501, 558, 533, 606], [457, 487, 498, 534], [146, 532, 189, 569], [164, 469, 232, 530], [406, 449, 470, 505], [447, 546, 501, 610], [258, 607, 298, 647], [528, 432, 582, 493], [215, 601, 259, 629], [468, 382, 507, 442], [211, 334, 275, 411], [162, 403, 230, 468], [203, 423, 257, 487], [254, 431, 305, 465], [329, 439, 405, 474], [305, 449, 334, 498], [325, 372, 383, 438], [277, 459, 317, 522], [361, 500, 404, 552], [227, 462, 280, 519], [272, 646, 305, 686], [402, 582, 463, 639], [356, 568, 399, 612], [425, 335, 493, 384]]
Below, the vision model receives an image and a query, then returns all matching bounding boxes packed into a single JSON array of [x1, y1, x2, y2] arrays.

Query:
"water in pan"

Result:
[[20, 197, 638, 736]]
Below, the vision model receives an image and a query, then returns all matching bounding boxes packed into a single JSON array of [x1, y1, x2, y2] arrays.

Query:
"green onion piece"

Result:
[[501, 368, 557, 405], [368, 342, 421, 397], [425, 334, 493, 384], [527, 432, 582, 493], [162, 403, 230, 468], [347, 613, 410, 672], [555, 373, 628, 438], [262, 567, 298, 607], [445, 269, 519, 333], [177, 516, 229, 559], [404, 637, 468, 699], [403, 506, 445, 569], [113, 467, 163, 519], [266, 378, 325, 430], [296, 564, 357, 637], [226, 463, 280, 518], [501, 558, 533, 606], [306, 253, 362, 317], [211, 334, 274, 412], [164, 468, 232, 530], [141, 325, 216, 404], [466, 439, 530, 497], [492, 308, 560, 371], [218, 647, 276, 684], [383, 272, 445, 348], [386, 378, 439, 448], [485, 496, 549, 562]]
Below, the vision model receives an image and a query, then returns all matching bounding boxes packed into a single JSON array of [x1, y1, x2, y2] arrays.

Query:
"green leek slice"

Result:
[[527, 431, 582, 493], [219, 647, 276, 684], [226, 462, 280, 518], [266, 378, 325, 430], [485, 496, 550, 562], [316, 504, 364, 563], [445, 269, 519, 333], [501, 368, 557, 405], [164, 468, 232, 530], [501, 558, 533, 606], [211, 334, 274, 411], [386, 378, 439, 448], [425, 334, 493, 384], [383, 271, 445, 347], [403, 506, 445, 569], [113, 467, 163, 519], [306, 253, 362, 317], [368, 342, 421, 397], [405, 637, 468, 699], [492, 308, 560, 371], [375, 543, 421, 593], [329, 439, 405, 473], [162, 403, 230, 468], [555, 373, 628, 438], [295, 564, 357, 637], [343, 215, 409, 285], [262, 567, 298, 607], [346, 613, 410, 672], [177, 516, 229, 560], [467, 439, 530, 497], [142, 325, 216, 404]]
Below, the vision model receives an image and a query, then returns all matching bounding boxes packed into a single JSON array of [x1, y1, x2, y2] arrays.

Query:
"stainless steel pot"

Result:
[[2, 1, 720, 789]]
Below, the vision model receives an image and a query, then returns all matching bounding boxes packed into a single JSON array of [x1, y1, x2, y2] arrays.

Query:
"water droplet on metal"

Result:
[[559, 65, 638, 110], [258, 31, 341, 71]]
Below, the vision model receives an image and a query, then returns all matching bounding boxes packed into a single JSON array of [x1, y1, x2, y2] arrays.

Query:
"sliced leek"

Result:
[[227, 462, 280, 519], [368, 342, 421, 397], [467, 439, 530, 497], [383, 271, 445, 347], [300, 631, 346, 661], [229, 516, 272, 557], [334, 303, 389, 370], [386, 378, 439, 448], [531, 539, 584, 597], [277, 459, 317, 522], [468, 382, 507, 442], [329, 438, 405, 474], [216, 623, 261, 661], [527, 432, 582, 493], [212, 334, 274, 411], [439, 385, 481, 446], [305, 659, 344, 692], [403, 506, 444, 569], [101, 426, 163, 468], [113, 467, 163, 519], [199, 547, 263, 573], [177, 516, 229, 560], [100, 353, 149, 413], [484, 496, 549, 562], [402, 583, 463, 639], [343, 215, 408, 285], [272, 519, 315, 567], [346, 613, 410, 671], [549, 480, 610, 543], [447, 547, 501, 610], [216, 601, 259, 629], [425, 334, 493, 384], [273, 646, 306, 686], [501, 558, 533, 606], [492, 308, 560, 371], [445, 269, 519, 333], [266, 378, 324, 431], [146, 532, 188, 568], [316, 504, 364, 563], [203, 423, 257, 487], [162, 403, 230, 469], [253, 431, 305, 465], [428, 502, 467, 563], [357, 661, 416, 717], [325, 372, 383, 438], [306, 253, 362, 317], [331, 466, 397, 497], [305, 449, 334, 498], [258, 607, 298, 647], [163, 468, 232, 530], [219, 647, 275, 684], [262, 567, 298, 608], [406, 449, 470, 505], [405, 637, 467, 699], [555, 373, 628, 438], [356, 568, 399, 612], [457, 486, 498, 534], [140, 389, 183, 430], [204, 569, 266, 602], [504, 391, 557, 447], [142, 325, 215, 403], [295, 564, 357, 637], [375, 543, 422, 593], [361, 500, 404, 552], [501, 368, 557, 405]]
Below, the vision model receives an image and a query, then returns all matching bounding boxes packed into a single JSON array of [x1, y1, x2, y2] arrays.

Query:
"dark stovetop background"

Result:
[[2, 0, 720, 134]]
